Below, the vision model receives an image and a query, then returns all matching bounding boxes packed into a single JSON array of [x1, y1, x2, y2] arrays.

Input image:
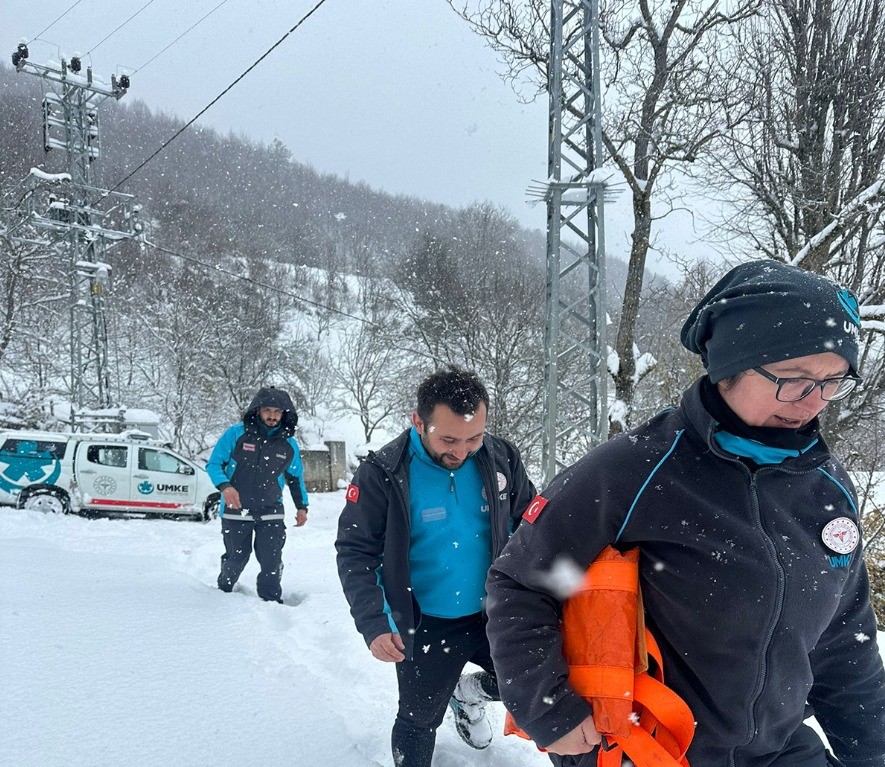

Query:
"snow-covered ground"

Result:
[[2, 490, 882, 766], [0, 490, 548, 767]]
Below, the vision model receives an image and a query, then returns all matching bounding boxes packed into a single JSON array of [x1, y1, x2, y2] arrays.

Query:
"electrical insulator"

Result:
[[12, 43, 28, 67]]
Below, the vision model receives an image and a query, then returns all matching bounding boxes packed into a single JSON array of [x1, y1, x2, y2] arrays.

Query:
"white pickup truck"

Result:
[[0, 430, 220, 521]]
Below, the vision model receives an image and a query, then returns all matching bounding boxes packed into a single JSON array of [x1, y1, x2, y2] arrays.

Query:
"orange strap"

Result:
[[502, 547, 695, 767], [595, 629, 693, 767]]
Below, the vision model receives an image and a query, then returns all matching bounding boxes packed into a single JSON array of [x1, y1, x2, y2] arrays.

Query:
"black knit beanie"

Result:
[[680, 261, 861, 383]]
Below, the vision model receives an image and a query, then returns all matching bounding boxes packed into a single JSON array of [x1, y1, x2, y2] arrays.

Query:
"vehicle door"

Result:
[[0, 436, 68, 504], [133, 447, 199, 513], [75, 442, 132, 510]]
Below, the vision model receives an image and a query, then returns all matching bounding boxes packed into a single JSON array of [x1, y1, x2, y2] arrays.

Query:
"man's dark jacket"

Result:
[[335, 428, 536, 660], [206, 387, 308, 518]]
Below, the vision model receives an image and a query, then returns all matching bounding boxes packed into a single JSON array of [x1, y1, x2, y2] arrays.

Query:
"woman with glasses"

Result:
[[485, 261, 885, 767]]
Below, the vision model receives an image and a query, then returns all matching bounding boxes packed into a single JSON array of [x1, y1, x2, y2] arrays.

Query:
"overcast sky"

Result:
[[2, 1, 548, 220], [1, 0, 710, 278]]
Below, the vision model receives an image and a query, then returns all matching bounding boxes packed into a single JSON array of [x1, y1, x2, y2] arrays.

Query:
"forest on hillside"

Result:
[[0, 61, 645, 462]]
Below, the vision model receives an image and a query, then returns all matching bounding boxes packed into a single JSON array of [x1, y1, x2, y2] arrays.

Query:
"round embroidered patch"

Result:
[[496, 472, 507, 491], [821, 517, 859, 555]]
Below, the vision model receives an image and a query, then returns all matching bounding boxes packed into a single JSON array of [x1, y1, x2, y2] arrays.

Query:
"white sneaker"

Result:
[[449, 673, 494, 750]]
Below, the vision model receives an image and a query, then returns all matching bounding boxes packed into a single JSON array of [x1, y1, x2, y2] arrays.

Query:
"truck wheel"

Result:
[[20, 488, 70, 515], [202, 495, 220, 522]]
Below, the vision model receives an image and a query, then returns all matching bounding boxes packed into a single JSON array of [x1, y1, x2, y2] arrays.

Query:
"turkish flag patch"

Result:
[[345, 484, 360, 503], [523, 495, 548, 524]]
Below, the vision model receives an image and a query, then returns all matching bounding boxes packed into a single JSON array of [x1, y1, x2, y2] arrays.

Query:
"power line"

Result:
[[84, 0, 160, 58], [141, 240, 444, 365], [107, 0, 331, 195], [29, 0, 224, 75], [133, 0, 234, 74], [30, 0, 86, 42]]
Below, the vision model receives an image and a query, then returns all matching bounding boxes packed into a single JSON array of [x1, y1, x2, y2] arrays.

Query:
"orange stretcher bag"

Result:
[[503, 546, 695, 767]]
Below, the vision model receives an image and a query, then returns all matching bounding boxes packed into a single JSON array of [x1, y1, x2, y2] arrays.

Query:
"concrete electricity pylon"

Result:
[[528, 0, 612, 486], [4, 43, 141, 430]]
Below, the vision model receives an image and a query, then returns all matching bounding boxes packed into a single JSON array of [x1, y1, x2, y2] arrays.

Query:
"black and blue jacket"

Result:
[[206, 388, 308, 521], [486, 378, 885, 767], [335, 428, 536, 660]]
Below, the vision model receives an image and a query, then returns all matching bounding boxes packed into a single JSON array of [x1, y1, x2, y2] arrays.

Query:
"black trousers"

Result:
[[550, 722, 830, 767], [391, 612, 499, 767], [217, 516, 286, 601]]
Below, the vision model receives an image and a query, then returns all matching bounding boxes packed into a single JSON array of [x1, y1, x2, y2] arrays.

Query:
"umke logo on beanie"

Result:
[[837, 289, 861, 338]]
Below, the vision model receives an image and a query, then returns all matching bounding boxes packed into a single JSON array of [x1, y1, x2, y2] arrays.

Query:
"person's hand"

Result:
[[369, 632, 405, 662], [295, 507, 308, 527], [545, 713, 602, 755], [221, 486, 241, 509]]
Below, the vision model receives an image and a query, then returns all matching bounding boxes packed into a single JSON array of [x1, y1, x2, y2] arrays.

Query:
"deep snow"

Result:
[[0, 490, 548, 767], [1, 490, 881, 766]]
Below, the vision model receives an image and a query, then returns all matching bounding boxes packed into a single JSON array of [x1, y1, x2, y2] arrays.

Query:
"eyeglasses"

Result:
[[752, 367, 862, 402]]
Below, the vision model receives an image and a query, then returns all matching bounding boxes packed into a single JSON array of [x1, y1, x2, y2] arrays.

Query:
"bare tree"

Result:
[[710, 0, 885, 445], [331, 274, 407, 443], [203, 258, 293, 414], [0, 233, 67, 368], [448, 0, 759, 432], [392, 202, 545, 462]]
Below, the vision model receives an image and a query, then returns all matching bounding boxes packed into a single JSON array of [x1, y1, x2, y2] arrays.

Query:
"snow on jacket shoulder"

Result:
[[486, 378, 885, 767], [335, 428, 536, 660]]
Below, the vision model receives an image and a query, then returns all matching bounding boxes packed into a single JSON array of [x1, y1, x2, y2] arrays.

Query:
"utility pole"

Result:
[[4, 43, 141, 431], [529, 0, 611, 486]]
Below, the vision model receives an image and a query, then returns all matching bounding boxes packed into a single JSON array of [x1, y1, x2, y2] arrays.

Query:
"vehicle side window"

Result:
[[0, 439, 67, 459], [86, 445, 128, 468], [139, 448, 188, 474]]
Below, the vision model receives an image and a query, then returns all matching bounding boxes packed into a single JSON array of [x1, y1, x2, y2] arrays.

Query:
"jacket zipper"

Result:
[[730, 472, 785, 765], [368, 444, 503, 628], [449, 471, 460, 504], [709, 432, 791, 767]]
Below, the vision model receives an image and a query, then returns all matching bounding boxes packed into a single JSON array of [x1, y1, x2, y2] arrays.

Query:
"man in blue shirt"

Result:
[[207, 387, 308, 603], [336, 367, 536, 766]]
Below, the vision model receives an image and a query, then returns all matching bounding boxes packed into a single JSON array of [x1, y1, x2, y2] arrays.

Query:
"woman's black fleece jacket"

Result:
[[486, 378, 885, 767]]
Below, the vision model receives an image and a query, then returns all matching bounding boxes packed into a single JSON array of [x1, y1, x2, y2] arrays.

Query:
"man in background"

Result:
[[207, 386, 308, 603]]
